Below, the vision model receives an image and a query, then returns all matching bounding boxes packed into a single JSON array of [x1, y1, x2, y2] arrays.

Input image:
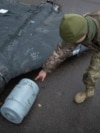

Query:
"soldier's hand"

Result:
[[35, 70, 47, 81]]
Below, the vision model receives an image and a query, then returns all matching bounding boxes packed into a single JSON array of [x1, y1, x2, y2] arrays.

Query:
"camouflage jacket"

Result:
[[43, 11, 100, 73]]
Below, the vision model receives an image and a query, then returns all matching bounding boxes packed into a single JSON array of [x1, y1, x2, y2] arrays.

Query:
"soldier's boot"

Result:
[[74, 88, 94, 104]]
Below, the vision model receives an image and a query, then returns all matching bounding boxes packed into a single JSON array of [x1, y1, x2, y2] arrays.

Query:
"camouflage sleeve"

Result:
[[43, 41, 77, 73], [83, 11, 100, 17]]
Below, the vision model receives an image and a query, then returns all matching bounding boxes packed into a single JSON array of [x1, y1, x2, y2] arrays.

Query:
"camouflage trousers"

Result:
[[83, 50, 100, 90]]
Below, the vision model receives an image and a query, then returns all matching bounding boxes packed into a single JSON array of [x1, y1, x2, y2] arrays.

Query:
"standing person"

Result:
[[35, 11, 100, 104]]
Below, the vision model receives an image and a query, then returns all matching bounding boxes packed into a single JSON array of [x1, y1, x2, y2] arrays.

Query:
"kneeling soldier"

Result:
[[35, 11, 100, 104]]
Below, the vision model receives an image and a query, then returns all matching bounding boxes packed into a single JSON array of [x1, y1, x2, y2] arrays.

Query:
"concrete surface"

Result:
[[0, 0, 100, 133]]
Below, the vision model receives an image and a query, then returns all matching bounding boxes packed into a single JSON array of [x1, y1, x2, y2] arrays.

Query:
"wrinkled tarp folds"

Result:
[[0, 1, 60, 91]]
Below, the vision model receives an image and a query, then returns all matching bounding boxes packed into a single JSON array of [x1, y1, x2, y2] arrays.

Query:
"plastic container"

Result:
[[0, 78, 39, 124]]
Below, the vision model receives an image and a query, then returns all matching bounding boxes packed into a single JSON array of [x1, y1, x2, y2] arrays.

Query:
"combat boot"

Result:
[[74, 89, 94, 103]]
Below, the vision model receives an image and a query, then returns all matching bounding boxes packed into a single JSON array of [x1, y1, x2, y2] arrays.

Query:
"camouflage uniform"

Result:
[[43, 11, 100, 103]]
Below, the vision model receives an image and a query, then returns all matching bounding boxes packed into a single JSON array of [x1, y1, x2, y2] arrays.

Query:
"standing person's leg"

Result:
[[74, 50, 100, 103]]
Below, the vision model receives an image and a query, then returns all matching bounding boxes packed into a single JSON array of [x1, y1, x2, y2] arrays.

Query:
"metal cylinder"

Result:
[[0, 78, 39, 124]]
